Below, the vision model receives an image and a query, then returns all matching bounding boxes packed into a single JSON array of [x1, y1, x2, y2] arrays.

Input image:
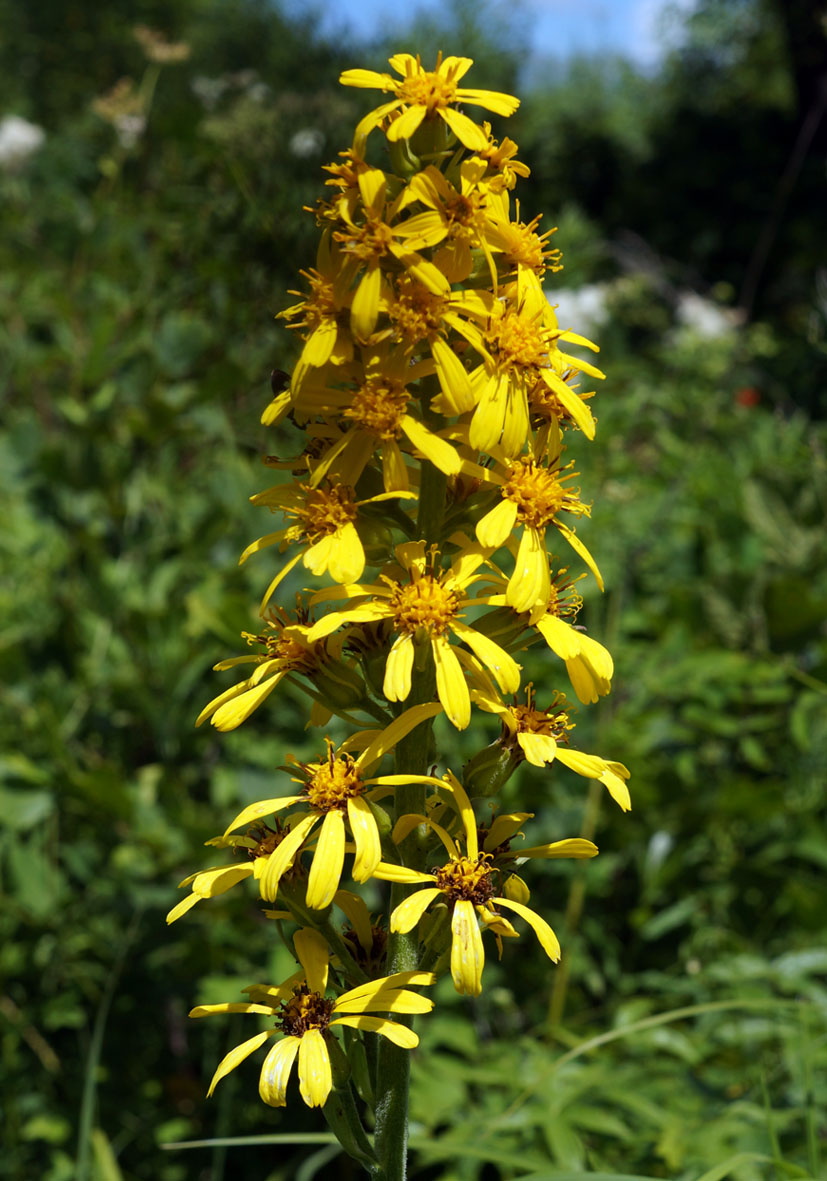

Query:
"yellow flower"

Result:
[[330, 164, 449, 339], [473, 453, 602, 611], [451, 292, 601, 453], [381, 274, 488, 414], [340, 53, 519, 152], [470, 123, 531, 190], [394, 160, 499, 284], [480, 567, 614, 702], [166, 818, 298, 924], [303, 540, 521, 729], [196, 607, 345, 732], [467, 677, 631, 810], [220, 704, 445, 909], [242, 478, 416, 613], [373, 775, 590, 995], [276, 231, 356, 382], [190, 928, 434, 1107], [291, 342, 463, 494]]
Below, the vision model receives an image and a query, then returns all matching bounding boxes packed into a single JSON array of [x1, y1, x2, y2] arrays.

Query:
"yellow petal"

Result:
[[223, 796, 302, 836], [496, 897, 561, 962], [517, 732, 558, 766], [358, 701, 442, 772], [259, 1035, 300, 1107], [381, 438, 409, 492], [347, 796, 382, 881], [340, 970, 436, 1004], [297, 1028, 332, 1107], [433, 636, 470, 729], [475, 498, 518, 548], [206, 1031, 273, 1097], [556, 522, 604, 591], [306, 809, 346, 909], [370, 861, 435, 884], [536, 614, 581, 660], [294, 928, 330, 993], [455, 86, 520, 116], [166, 892, 201, 924], [440, 770, 477, 858], [351, 265, 382, 339], [260, 813, 317, 901], [210, 671, 284, 731], [333, 889, 374, 952], [401, 415, 461, 476], [339, 67, 392, 88], [520, 838, 599, 859], [260, 550, 305, 613], [450, 899, 484, 995], [190, 1002, 275, 1018], [383, 633, 414, 702], [507, 527, 550, 614], [431, 337, 475, 413], [451, 622, 521, 696], [390, 887, 442, 934], [333, 988, 433, 1015], [330, 1015, 419, 1048], [328, 522, 366, 584], [387, 103, 426, 141], [438, 106, 489, 151], [302, 319, 338, 368]]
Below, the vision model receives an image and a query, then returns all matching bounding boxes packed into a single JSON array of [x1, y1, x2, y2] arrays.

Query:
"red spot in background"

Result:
[[735, 387, 760, 407]]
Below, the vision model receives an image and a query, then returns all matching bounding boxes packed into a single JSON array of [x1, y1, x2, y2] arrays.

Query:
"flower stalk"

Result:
[[170, 50, 630, 1176]]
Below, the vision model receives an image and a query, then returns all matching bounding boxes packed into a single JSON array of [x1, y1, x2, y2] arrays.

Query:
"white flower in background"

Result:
[[115, 114, 147, 150], [546, 283, 609, 337], [675, 291, 741, 339], [191, 76, 228, 110], [289, 128, 325, 158], [0, 115, 45, 169]]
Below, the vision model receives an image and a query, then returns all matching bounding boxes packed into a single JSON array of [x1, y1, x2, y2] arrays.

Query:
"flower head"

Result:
[[191, 928, 434, 1107], [340, 53, 519, 151], [373, 775, 596, 995]]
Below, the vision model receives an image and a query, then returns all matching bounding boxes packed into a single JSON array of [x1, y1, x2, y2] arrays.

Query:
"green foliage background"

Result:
[[1, 1, 825, 1178]]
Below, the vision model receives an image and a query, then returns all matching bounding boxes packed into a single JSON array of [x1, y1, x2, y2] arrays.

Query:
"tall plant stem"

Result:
[[371, 454, 445, 1180], [547, 581, 622, 1033]]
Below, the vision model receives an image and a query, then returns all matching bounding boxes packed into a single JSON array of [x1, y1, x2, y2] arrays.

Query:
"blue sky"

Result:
[[287, 0, 694, 68]]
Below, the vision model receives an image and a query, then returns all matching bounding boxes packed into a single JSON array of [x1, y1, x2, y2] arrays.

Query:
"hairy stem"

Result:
[[371, 455, 445, 1180]]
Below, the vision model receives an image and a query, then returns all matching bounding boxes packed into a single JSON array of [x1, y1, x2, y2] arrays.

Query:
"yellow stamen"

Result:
[[389, 276, 446, 343], [502, 458, 585, 529], [435, 855, 495, 903], [278, 985, 334, 1036], [511, 686, 573, 742], [487, 307, 547, 370], [344, 377, 409, 439], [388, 575, 459, 637], [293, 485, 358, 543], [303, 744, 364, 811]]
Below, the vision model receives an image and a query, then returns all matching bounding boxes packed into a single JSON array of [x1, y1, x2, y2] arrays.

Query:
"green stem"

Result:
[[372, 455, 445, 1181]]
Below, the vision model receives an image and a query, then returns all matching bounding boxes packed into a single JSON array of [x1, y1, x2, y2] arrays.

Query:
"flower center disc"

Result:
[[389, 277, 445, 343], [489, 309, 546, 370], [503, 460, 568, 528], [390, 576, 459, 636], [435, 856, 495, 903], [279, 985, 335, 1036], [345, 379, 409, 439], [304, 754, 363, 811], [397, 72, 457, 111], [297, 485, 358, 541]]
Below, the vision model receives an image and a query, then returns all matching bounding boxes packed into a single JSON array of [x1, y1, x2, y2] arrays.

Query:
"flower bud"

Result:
[[311, 661, 368, 709], [463, 741, 521, 796], [502, 873, 530, 905]]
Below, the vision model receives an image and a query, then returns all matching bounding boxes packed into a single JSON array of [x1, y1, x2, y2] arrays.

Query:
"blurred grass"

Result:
[[1, 2, 825, 1179]]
